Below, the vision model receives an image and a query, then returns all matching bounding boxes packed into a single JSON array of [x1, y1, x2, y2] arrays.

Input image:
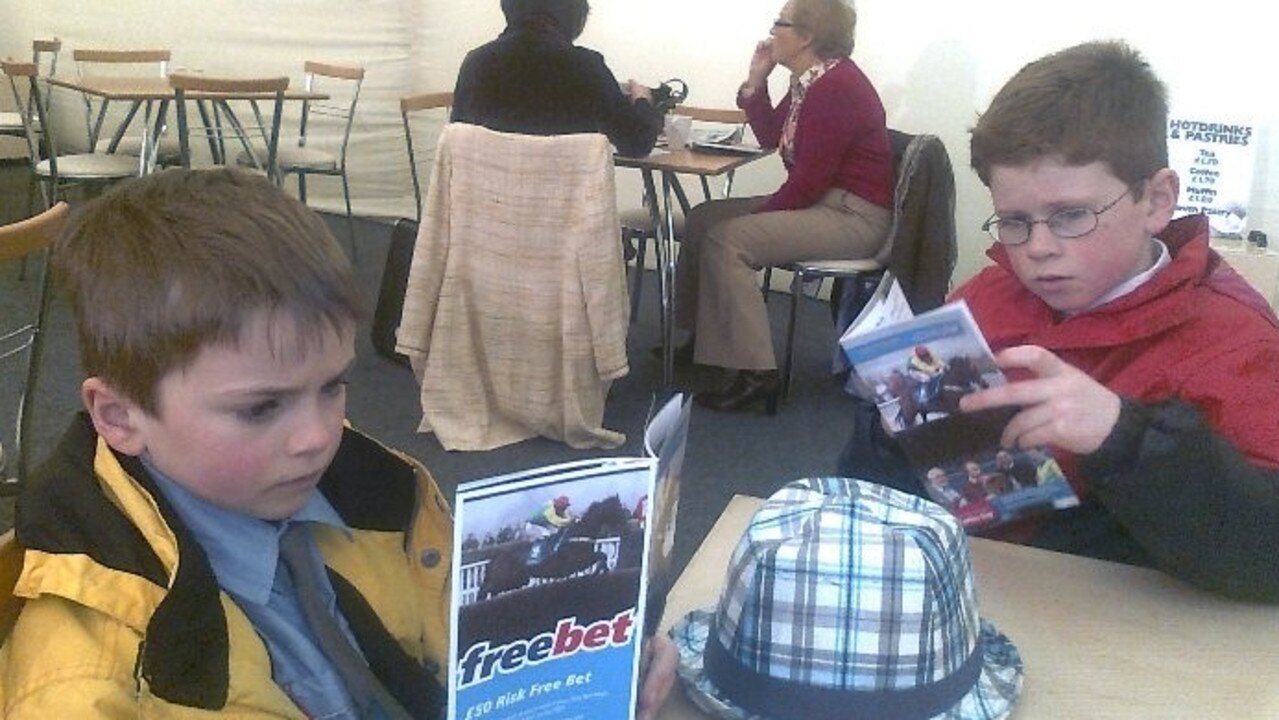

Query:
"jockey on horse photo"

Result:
[[525, 495, 576, 565], [906, 345, 947, 405]]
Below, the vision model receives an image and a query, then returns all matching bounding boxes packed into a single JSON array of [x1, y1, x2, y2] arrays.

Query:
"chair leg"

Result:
[[629, 230, 648, 323], [340, 172, 357, 264], [653, 228, 669, 343], [8, 247, 54, 492], [781, 270, 804, 402], [15, 167, 40, 281]]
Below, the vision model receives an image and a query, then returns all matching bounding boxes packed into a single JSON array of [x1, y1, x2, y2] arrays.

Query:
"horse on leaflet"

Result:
[[887, 355, 989, 429], [478, 495, 633, 601]]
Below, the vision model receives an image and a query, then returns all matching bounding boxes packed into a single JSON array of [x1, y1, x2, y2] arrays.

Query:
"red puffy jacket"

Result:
[[954, 214, 1279, 600]]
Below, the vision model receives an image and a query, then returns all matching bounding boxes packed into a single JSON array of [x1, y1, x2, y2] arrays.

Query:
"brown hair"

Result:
[[54, 168, 363, 414], [970, 40, 1168, 195], [791, 0, 857, 59]]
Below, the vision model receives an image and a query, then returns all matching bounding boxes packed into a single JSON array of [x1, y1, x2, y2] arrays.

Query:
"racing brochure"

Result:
[[839, 283, 1079, 529], [447, 394, 690, 720]]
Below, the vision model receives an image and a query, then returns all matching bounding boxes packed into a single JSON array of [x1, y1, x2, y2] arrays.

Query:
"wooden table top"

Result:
[[615, 145, 773, 177], [658, 495, 1279, 719], [48, 75, 326, 101]]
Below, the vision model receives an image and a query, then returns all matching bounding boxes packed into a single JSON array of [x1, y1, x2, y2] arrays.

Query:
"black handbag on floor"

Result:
[[834, 398, 919, 495], [371, 218, 418, 367]]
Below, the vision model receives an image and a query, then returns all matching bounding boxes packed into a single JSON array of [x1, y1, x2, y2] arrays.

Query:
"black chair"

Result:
[[778, 130, 957, 400]]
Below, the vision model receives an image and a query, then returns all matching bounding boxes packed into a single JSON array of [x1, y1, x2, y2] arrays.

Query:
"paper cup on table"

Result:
[[664, 114, 692, 150]]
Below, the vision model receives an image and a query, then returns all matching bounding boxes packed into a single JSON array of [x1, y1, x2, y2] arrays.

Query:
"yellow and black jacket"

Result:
[[0, 413, 451, 718]]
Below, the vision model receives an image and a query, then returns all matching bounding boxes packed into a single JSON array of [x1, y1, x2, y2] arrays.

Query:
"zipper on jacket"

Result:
[[133, 638, 147, 702]]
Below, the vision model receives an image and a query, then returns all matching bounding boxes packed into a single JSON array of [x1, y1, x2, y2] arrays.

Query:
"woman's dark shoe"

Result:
[[695, 369, 781, 415]]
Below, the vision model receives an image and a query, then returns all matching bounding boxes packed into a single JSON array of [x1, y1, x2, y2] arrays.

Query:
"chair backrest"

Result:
[[32, 38, 61, 68], [73, 48, 171, 150], [1, 40, 59, 135], [883, 130, 957, 312], [7, 38, 61, 125], [296, 61, 363, 165], [400, 90, 453, 222], [0, 200, 66, 264], [170, 72, 289, 184], [1, 201, 70, 489], [29, 38, 60, 116], [398, 124, 628, 449], [73, 48, 170, 68], [0, 530, 25, 642]]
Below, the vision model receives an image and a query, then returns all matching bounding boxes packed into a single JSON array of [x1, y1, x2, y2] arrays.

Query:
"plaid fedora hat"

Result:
[[671, 478, 1023, 720]]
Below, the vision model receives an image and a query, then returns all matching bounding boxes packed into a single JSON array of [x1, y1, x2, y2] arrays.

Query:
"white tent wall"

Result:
[[3, 0, 1275, 285]]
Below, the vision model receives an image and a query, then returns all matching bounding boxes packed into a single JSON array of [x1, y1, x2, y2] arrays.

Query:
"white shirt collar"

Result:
[[1075, 238, 1170, 314]]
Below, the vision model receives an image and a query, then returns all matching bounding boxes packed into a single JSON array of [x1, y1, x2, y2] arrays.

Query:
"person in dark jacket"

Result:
[[452, 0, 662, 157]]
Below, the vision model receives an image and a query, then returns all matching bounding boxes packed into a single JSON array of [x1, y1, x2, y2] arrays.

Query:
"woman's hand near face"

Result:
[[744, 39, 776, 94]]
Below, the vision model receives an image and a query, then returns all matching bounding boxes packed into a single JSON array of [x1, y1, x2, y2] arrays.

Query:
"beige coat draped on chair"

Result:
[[396, 123, 629, 451]]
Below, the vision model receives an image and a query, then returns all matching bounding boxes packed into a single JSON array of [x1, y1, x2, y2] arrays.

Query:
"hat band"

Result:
[[704, 632, 985, 720]]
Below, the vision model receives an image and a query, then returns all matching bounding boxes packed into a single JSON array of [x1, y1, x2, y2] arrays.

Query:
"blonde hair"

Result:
[[791, 0, 857, 59]]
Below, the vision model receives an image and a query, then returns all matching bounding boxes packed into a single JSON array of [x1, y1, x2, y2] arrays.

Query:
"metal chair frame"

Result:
[[625, 105, 748, 321], [0, 202, 70, 493], [777, 133, 935, 400], [1, 40, 61, 235], [400, 90, 453, 223], [72, 48, 171, 157], [171, 72, 289, 186], [2, 59, 138, 206], [272, 61, 365, 259], [0, 38, 60, 142]]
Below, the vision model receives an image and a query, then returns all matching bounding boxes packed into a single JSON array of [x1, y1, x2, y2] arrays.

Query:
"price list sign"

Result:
[[1168, 115, 1257, 238]]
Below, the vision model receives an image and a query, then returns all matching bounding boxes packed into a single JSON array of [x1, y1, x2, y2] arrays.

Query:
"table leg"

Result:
[[216, 100, 259, 166], [146, 99, 170, 174], [194, 100, 222, 164], [640, 168, 674, 387], [108, 100, 143, 154], [136, 101, 149, 176], [670, 175, 693, 216], [88, 99, 111, 154]]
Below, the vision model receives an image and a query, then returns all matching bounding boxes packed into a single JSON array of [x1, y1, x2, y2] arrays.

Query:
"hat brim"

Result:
[[670, 608, 1024, 720]]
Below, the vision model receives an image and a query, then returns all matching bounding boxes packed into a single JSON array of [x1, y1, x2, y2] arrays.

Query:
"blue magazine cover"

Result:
[[840, 291, 1079, 529], [450, 458, 655, 720]]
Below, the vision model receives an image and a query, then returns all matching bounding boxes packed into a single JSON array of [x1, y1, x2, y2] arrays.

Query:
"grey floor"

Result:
[[0, 163, 864, 579]]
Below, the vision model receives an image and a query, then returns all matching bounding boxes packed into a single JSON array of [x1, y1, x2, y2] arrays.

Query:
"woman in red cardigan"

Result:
[[672, 0, 893, 414]]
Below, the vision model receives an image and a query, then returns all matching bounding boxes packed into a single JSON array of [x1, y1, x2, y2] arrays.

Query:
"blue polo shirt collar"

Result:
[[142, 459, 350, 606]]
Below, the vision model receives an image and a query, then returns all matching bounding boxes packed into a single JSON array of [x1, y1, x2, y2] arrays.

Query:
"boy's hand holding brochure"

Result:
[[959, 344, 1123, 455], [839, 274, 1080, 530]]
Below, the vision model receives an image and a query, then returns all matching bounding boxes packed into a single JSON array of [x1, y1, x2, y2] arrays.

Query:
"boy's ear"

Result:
[[1142, 168, 1179, 233], [81, 377, 148, 457]]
